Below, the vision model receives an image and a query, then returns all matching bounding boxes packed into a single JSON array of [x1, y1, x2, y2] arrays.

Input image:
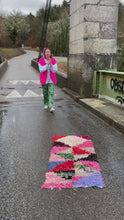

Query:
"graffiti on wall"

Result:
[[110, 78, 124, 93], [110, 78, 124, 104], [115, 96, 124, 105]]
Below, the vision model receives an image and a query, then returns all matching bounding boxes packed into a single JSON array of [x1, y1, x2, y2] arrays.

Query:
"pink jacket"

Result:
[[38, 57, 57, 85]]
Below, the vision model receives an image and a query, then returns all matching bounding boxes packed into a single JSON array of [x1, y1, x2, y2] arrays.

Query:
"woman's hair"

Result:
[[43, 48, 53, 58]]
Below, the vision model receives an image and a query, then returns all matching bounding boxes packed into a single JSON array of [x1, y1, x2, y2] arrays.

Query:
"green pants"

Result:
[[42, 83, 55, 108]]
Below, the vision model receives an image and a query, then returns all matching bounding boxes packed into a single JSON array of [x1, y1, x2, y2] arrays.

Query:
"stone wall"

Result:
[[68, 0, 119, 97]]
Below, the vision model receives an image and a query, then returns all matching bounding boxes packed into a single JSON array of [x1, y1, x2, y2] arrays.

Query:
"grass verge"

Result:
[[0, 48, 26, 60], [58, 62, 67, 75]]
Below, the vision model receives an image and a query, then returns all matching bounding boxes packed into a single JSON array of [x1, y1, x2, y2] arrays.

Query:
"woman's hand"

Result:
[[47, 59, 51, 65], [48, 59, 53, 67]]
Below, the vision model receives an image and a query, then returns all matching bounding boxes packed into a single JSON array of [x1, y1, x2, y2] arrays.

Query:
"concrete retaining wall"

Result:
[[31, 58, 39, 71], [0, 58, 8, 79]]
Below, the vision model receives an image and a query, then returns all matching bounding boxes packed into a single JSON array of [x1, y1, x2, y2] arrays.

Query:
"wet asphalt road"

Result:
[[0, 51, 124, 220]]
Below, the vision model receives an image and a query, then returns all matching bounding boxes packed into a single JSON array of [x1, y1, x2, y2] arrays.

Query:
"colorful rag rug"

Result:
[[41, 135, 105, 190]]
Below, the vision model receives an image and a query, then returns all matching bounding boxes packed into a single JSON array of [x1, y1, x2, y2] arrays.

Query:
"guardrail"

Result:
[[31, 58, 68, 88], [0, 57, 8, 78], [93, 70, 124, 105]]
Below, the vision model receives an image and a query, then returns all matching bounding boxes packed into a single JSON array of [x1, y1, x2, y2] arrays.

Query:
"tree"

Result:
[[4, 10, 30, 45], [26, 13, 35, 27], [49, 5, 61, 21], [46, 2, 69, 56], [62, 0, 69, 7], [47, 13, 69, 56]]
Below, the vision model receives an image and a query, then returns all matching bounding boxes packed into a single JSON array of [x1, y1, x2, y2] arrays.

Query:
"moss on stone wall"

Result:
[[117, 45, 124, 72], [117, 3, 124, 72]]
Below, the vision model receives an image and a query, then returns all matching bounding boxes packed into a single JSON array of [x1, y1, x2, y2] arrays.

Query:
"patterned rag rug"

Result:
[[41, 135, 105, 190]]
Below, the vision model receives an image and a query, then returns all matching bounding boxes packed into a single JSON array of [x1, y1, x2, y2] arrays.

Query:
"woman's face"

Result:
[[45, 49, 51, 59]]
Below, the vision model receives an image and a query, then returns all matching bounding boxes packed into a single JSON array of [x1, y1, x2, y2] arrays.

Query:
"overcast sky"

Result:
[[1, 0, 124, 16], [119, 0, 124, 5], [0, 0, 66, 16]]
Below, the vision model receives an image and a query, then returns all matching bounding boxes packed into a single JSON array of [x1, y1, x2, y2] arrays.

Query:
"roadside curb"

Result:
[[62, 88, 83, 102], [62, 88, 124, 134]]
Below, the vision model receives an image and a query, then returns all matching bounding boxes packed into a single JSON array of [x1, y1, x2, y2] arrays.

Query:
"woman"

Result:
[[38, 48, 58, 113]]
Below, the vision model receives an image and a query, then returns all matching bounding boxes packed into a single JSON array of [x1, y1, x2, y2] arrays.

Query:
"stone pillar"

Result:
[[68, 0, 119, 97]]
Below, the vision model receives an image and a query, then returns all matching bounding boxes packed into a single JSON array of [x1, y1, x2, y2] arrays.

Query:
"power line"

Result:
[[38, 0, 52, 60]]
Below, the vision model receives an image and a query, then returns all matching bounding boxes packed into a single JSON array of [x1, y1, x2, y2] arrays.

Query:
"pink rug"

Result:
[[41, 135, 105, 190]]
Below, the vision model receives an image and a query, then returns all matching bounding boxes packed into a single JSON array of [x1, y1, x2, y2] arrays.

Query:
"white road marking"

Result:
[[23, 90, 39, 97], [20, 80, 30, 85], [31, 80, 40, 85], [9, 80, 40, 85], [9, 80, 19, 85], [4, 80, 57, 98], [7, 90, 22, 98]]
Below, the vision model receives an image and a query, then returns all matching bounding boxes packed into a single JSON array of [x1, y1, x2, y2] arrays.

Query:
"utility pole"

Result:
[[38, 0, 52, 60]]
